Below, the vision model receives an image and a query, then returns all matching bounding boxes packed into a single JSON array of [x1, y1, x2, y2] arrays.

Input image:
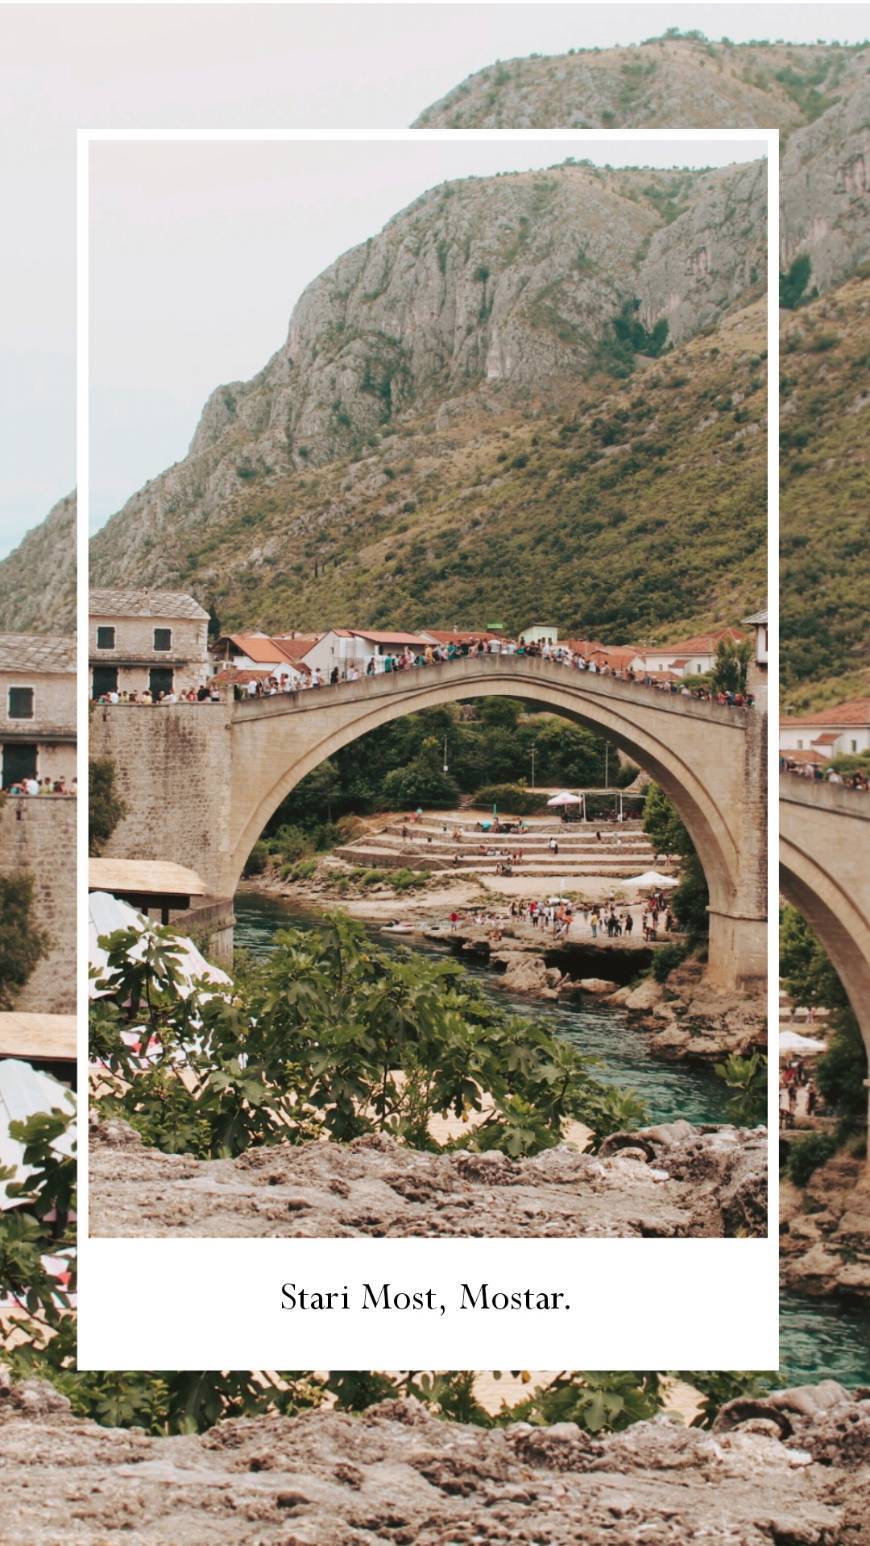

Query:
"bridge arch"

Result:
[[779, 776, 870, 1063], [227, 656, 766, 991]]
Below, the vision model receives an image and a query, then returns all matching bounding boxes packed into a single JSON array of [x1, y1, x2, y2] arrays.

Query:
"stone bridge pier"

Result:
[[91, 656, 767, 996]]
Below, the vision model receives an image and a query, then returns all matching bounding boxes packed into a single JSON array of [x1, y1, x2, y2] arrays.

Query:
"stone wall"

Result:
[[90, 702, 234, 889], [0, 795, 76, 1011]]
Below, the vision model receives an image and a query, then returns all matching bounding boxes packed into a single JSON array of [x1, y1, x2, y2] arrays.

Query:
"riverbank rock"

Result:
[[578, 976, 618, 995], [781, 1150, 870, 1305], [89, 1117, 766, 1239], [607, 957, 765, 1063], [2, 1376, 868, 1544], [613, 977, 664, 1011], [491, 951, 565, 996]]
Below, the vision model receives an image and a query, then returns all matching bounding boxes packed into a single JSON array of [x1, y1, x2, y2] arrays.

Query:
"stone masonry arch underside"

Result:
[[780, 777, 870, 1060], [228, 657, 766, 992]]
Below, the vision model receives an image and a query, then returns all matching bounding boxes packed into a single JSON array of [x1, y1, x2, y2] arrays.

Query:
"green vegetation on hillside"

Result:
[[177, 302, 766, 646], [780, 275, 870, 704]]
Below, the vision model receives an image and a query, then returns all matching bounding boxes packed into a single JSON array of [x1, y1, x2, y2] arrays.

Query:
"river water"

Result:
[[234, 891, 870, 1388]]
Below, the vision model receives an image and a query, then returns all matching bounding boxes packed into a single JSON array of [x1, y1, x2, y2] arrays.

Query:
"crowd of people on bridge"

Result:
[[780, 755, 869, 791], [94, 630, 756, 708]]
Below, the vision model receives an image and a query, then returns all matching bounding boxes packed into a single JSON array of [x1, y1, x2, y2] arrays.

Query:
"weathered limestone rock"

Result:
[[577, 977, 619, 995], [88, 1117, 767, 1239], [2, 1379, 869, 1545], [620, 977, 665, 1012], [781, 1152, 870, 1305]]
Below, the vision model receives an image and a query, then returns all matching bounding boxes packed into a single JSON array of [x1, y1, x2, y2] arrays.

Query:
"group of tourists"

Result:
[[779, 1058, 820, 1128], [4, 775, 75, 796], [95, 628, 757, 708], [95, 684, 222, 705], [780, 756, 868, 791]]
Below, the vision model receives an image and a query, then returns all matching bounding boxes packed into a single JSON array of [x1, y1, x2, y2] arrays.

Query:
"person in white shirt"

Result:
[[24, 776, 40, 796]]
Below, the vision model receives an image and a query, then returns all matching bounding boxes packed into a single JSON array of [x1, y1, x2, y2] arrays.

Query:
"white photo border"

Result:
[[77, 125, 779, 1372]]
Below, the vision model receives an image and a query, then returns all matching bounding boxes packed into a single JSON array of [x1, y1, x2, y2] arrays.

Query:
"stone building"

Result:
[[780, 699, 870, 762], [743, 609, 768, 709], [89, 589, 209, 699], [631, 626, 746, 678], [0, 634, 75, 789]]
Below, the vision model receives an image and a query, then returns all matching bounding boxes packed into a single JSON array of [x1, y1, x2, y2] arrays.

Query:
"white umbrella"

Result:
[[779, 1029, 827, 1055], [624, 870, 678, 888], [0, 1060, 75, 1210], [89, 891, 231, 998], [547, 791, 581, 806]]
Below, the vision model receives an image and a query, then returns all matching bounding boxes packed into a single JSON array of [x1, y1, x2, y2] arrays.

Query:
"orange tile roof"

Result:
[[219, 633, 290, 665], [655, 626, 745, 654], [781, 699, 870, 728], [352, 630, 432, 647], [782, 748, 827, 765]]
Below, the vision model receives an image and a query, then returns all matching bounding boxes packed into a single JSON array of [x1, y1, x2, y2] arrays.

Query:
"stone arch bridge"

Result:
[[92, 655, 767, 992], [779, 775, 870, 1064]]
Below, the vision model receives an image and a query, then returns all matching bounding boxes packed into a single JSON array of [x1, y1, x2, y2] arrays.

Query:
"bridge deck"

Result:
[[231, 654, 754, 728]]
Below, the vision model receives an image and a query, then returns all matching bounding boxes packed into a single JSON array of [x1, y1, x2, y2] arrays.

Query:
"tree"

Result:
[[0, 873, 48, 1007], [642, 784, 709, 943], [90, 913, 647, 1161], [779, 253, 814, 310], [780, 905, 867, 1138], [382, 761, 460, 808], [710, 638, 752, 694]]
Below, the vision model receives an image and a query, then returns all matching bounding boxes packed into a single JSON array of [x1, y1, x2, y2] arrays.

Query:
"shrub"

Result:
[[0, 873, 49, 1007], [472, 783, 550, 815], [243, 841, 269, 877], [786, 1132, 838, 1188], [89, 757, 127, 856], [650, 942, 687, 983]]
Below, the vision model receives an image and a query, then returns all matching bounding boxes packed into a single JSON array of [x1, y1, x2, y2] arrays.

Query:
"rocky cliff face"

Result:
[[0, 490, 75, 632], [414, 36, 865, 132], [90, 158, 766, 587], [418, 39, 870, 300]]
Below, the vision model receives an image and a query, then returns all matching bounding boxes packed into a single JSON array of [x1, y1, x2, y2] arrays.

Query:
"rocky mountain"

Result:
[[0, 491, 76, 632], [415, 33, 870, 696], [142, 295, 766, 644], [90, 157, 766, 596], [414, 34, 866, 132]]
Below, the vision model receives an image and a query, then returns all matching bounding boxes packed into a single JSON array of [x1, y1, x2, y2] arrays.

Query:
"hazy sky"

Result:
[[90, 134, 766, 525], [0, 3, 866, 556]]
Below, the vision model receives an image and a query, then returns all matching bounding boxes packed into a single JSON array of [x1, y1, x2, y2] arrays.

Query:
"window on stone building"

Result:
[[8, 687, 34, 719], [96, 625, 115, 649], [851, 739, 858, 753], [154, 627, 172, 651]]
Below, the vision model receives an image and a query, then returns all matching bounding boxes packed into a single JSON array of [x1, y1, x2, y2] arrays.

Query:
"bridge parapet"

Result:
[[780, 772, 870, 819], [231, 653, 754, 730]]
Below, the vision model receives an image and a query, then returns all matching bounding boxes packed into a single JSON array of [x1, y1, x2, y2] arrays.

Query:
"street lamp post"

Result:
[[443, 735, 449, 774], [530, 748, 536, 789]]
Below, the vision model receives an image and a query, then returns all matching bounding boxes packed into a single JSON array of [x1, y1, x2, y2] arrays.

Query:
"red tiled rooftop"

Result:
[[781, 699, 870, 728]]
